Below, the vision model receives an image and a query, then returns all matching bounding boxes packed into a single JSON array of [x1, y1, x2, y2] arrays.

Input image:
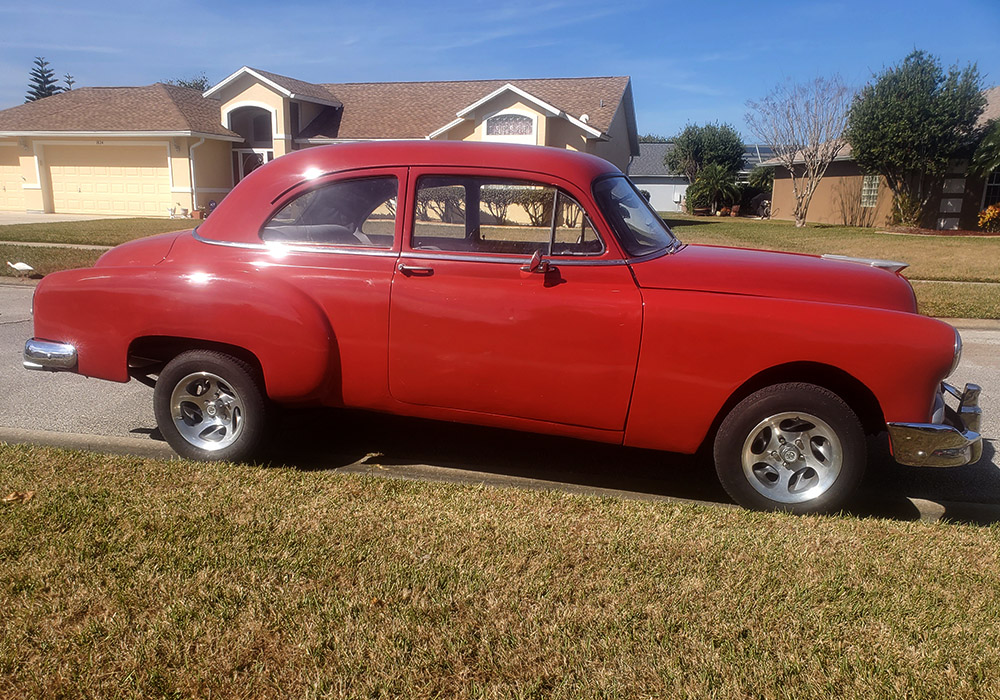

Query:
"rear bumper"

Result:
[[23, 338, 78, 372], [887, 383, 983, 467]]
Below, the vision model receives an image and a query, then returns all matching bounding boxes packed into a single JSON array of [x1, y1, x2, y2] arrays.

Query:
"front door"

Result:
[[388, 171, 642, 432]]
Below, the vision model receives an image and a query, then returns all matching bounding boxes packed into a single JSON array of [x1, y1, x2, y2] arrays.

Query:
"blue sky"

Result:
[[1, 0, 998, 139]]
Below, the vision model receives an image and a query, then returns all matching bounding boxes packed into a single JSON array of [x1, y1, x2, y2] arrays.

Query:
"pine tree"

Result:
[[63, 73, 75, 91], [25, 57, 61, 102]]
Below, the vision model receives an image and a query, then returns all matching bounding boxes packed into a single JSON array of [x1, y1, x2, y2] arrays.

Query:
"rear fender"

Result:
[[32, 268, 335, 401]]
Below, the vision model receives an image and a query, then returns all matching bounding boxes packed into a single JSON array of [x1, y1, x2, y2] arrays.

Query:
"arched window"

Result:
[[484, 112, 536, 144]]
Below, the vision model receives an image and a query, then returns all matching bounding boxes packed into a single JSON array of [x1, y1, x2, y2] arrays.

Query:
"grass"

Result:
[[665, 214, 1000, 284], [1, 215, 997, 318], [0, 244, 104, 278], [3, 443, 1000, 699], [0, 218, 192, 247]]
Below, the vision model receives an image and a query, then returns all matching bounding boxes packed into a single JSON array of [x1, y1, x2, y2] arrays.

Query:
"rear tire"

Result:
[[713, 383, 865, 514], [153, 350, 269, 462]]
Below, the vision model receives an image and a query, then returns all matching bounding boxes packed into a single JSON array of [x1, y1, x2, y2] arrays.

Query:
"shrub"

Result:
[[978, 204, 1000, 233]]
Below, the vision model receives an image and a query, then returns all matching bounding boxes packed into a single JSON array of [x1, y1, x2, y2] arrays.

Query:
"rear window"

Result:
[[261, 176, 397, 247]]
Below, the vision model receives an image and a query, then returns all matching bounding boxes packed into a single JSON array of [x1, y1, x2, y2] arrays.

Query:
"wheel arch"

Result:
[[700, 361, 885, 455], [129, 336, 266, 388]]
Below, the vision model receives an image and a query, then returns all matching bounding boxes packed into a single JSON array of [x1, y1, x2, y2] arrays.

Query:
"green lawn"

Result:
[[665, 214, 1000, 319], [665, 214, 1000, 284], [2, 444, 1000, 699], [0, 244, 104, 278], [1, 215, 997, 318], [0, 217, 192, 247]]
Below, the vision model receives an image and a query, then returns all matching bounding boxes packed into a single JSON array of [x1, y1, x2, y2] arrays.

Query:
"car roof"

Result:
[[197, 141, 622, 243]]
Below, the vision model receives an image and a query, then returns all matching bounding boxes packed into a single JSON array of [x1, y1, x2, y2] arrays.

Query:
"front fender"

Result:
[[625, 290, 957, 453], [32, 267, 334, 401]]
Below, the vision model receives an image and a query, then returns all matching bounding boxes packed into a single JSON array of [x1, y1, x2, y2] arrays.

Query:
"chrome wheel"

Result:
[[169, 371, 245, 451], [741, 411, 842, 504]]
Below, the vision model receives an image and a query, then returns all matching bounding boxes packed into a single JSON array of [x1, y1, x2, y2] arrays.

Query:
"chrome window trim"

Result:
[[399, 250, 628, 267], [192, 230, 398, 258], [591, 173, 682, 258]]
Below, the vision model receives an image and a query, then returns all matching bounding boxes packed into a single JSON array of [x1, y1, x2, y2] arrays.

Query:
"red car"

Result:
[[23, 141, 982, 513]]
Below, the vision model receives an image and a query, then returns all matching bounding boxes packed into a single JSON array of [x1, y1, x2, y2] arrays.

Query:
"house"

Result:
[[625, 143, 688, 212], [768, 86, 1000, 229], [0, 67, 639, 217]]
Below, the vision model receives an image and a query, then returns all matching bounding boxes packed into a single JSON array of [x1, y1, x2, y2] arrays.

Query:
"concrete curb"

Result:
[[2, 425, 997, 524], [0, 426, 174, 460]]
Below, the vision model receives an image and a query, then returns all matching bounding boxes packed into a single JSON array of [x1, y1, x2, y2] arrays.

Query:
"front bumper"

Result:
[[23, 338, 78, 372], [887, 383, 983, 467]]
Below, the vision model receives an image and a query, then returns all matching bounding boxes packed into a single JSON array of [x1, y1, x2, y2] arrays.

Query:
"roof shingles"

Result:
[[0, 84, 239, 137], [320, 76, 630, 139], [0, 73, 632, 143]]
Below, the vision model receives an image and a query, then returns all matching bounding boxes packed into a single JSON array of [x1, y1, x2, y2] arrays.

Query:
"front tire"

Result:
[[713, 383, 865, 514], [153, 350, 269, 462]]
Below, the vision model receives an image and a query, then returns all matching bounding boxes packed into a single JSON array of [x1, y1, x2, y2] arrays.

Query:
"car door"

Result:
[[387, 168, 643, 432]]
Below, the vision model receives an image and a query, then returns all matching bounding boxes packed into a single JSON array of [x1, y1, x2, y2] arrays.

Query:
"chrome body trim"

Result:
[[399, 250, 627, 267], [888, 383, 983, 467], [820, 253, 909, 274], [950, 328, 963, 377], [192, 230, 398, 258], [23, 338, 78, 372]]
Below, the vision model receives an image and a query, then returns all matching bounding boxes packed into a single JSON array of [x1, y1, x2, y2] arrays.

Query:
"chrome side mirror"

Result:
[[520, 250, 552, 274]]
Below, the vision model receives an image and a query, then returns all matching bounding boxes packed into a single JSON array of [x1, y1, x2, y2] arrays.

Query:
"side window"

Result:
[[262, 176, 397, 247], [412, 176, 602, 256]]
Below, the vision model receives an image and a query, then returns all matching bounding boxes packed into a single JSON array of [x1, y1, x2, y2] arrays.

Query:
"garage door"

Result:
[[0, 148, 24, 212], [48, 145, 173, 216]]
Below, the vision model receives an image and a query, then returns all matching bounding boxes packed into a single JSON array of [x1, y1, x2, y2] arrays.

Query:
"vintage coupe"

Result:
[[24, 141, 982, 513]]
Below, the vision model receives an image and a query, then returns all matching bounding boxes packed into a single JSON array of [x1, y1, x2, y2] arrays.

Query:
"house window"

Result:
[[861, 174, 879, 208], [984, 170, 1000, 208], [484, 112, 536, 145]]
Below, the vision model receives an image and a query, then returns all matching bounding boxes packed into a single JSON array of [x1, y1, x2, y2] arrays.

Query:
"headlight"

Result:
[[949, 328, 963, 377]]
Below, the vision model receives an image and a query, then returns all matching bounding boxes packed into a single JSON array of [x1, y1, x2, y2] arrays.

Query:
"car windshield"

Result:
[[593, 176, 679, 257]]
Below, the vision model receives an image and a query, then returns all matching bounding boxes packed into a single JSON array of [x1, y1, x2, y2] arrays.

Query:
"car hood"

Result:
[[630, 244, 918, 313]]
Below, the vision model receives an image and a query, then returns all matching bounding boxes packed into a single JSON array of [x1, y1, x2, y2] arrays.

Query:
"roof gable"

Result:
[[205, 66, 341, 107], [320, 76, 631, 140]]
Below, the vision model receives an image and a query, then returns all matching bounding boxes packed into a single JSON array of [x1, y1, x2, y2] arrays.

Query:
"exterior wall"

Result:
[[0, 143, 24, 211], [192, 138, 235, 210], [218, 78, 290, 157], [630, 175, 688, 213], [588, 101, 632, 171], [0, 135, 239, 217], [771, 161, 893, 227], [463, 95, 548, 145], [545, 118, 588, 154], [297, 101, 326, 143]]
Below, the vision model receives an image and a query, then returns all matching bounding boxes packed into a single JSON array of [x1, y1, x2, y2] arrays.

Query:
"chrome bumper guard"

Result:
[[23, 338, 78, 372], [887, 383, 983, 468]]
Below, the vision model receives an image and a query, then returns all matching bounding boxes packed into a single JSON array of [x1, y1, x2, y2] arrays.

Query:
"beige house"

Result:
[[770, 86, 1000, 230], [0, 67, 638, 217]]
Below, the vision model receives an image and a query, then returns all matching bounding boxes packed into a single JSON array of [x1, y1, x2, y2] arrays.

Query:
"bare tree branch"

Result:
[[746, 77, 853, 227]]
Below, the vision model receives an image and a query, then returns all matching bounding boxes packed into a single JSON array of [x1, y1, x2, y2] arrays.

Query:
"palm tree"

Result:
[[688, 164, 740, 215]]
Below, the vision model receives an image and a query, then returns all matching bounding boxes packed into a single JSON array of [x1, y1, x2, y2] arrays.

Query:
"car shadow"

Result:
[[263, 408, 1000, 525], [267, 407, 727, 504]]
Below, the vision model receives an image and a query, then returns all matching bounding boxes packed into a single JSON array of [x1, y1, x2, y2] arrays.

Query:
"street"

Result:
[[1, 283, 998, 512]]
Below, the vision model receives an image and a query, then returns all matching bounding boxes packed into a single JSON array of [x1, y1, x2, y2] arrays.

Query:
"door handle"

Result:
[[397, 263, 434, 276]]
